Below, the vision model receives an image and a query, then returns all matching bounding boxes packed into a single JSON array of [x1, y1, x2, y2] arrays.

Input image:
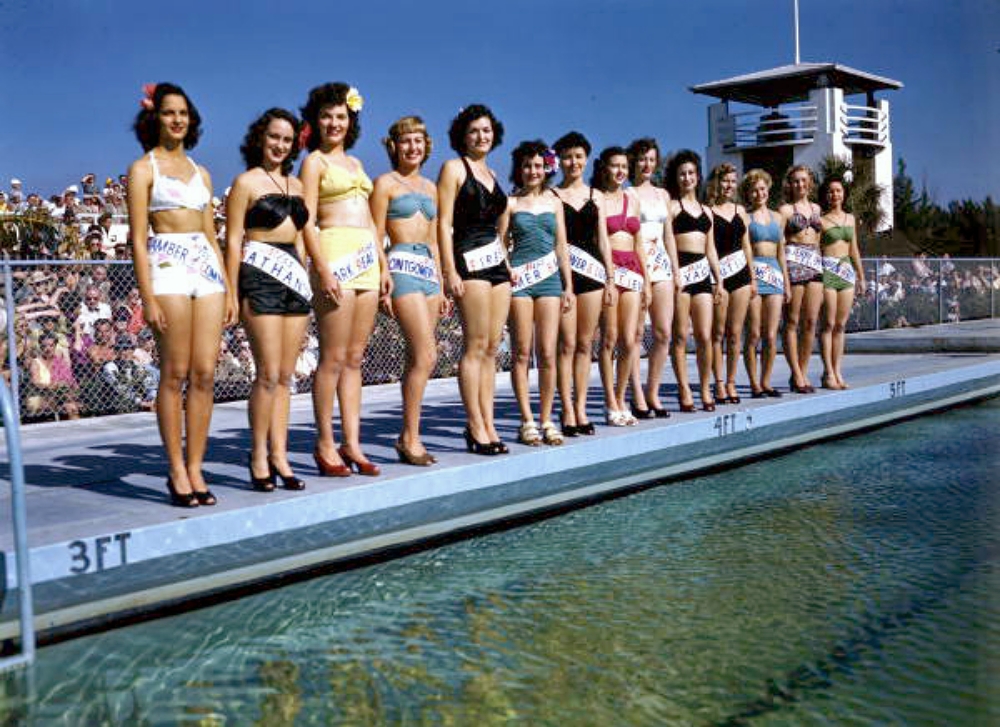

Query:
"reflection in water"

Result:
[[3, 399, 999, 724]]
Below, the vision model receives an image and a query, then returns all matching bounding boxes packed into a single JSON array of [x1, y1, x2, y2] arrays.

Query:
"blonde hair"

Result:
[[705, 163, 739, 206], [782, 164, 815, 202], [740, 168, 773, 206], [382, 115, 432, 169]]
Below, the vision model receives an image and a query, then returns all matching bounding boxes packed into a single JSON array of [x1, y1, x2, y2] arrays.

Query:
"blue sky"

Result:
[[1, 0, 997, 204]]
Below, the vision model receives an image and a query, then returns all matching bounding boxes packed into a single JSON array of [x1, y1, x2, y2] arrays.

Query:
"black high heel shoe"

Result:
[[248, 454, 276, 492], [630, 402, 656, 420], [193, 487, 216, 506], [166, 477, 199, 508], [463, 428, 496, 455], [269, 458, 306, 490]]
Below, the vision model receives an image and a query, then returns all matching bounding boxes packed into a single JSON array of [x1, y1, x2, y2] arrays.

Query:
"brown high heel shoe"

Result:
[[395, 439, 435, 466], [313, 447, 351, 477], [338, 445, 380, 476]]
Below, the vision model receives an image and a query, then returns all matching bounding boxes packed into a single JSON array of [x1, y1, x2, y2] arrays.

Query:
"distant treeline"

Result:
[[893, 159, 999, 257]]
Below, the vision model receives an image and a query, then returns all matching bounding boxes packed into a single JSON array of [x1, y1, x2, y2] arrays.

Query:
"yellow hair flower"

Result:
[[346, 87, 364, 112]]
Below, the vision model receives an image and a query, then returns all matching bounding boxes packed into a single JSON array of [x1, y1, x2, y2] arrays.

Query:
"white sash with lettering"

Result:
[[148, 233, 225, 288], [568, 245, 607, 284], [785, 244, 822, 272], [753, 260, 785, 292], [614, 266, 644, 292], [463, 237, 505, 272], [388, 249, 438, 283], [823, 256, 857, 285], [644, 240, 673, 280], [679, 256, 711, 287], [512, 251, 559, 293], [327, 239, 378, 283], [243, 240, 312, 301], [718, 250, 748, 280]]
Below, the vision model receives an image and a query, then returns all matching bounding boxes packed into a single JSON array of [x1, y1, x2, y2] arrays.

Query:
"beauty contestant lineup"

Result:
[[126, 82, 865, 507]]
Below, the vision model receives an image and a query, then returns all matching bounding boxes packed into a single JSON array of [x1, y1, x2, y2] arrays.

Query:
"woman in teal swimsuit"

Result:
[[371, 116, 445, 464], [818, 175, 865, 390], [500, 140, 574, 446]]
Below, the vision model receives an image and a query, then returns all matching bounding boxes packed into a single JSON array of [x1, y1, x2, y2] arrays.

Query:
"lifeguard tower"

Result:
[[690, 22, 902, 231]]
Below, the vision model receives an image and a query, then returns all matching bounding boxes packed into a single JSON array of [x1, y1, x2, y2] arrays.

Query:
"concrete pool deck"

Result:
[[2, 320, 999, 644]]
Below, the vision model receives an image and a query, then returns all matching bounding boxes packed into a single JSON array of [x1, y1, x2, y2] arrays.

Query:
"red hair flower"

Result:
[[298, 121, 312, 149], [139, 83, 156, 111]]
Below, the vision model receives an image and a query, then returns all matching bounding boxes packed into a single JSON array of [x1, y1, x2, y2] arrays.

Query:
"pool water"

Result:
[[3, 399, 998, 725]]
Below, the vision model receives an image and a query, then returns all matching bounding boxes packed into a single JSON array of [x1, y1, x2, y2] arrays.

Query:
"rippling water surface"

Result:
[[3, 399, 999, 725]]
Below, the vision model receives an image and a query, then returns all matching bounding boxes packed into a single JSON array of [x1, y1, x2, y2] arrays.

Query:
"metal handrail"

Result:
[[0, 377, 35, 672]]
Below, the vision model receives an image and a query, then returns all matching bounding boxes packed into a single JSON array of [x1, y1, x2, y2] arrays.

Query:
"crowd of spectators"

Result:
[[853, 254, 998, 330]]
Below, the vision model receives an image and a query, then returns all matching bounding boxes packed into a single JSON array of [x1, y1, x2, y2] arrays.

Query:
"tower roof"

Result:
[[690, 62, 903, 107]]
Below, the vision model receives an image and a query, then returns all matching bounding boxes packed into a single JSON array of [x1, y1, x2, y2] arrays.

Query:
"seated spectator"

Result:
[[101, 334, 155, 412], [9, 178, 23, 205], [29, 314, 70, 355], [911, 252, 932, 280], [83, 228, 108, 259], [86, 318, 116, 368], [76, 285, 111, 336], [122, 286, 145, 334], [15, 270, 64, 321], [25, 333, 80, 420], [293, 334, 319, 394], [133, 327, 157, 366]]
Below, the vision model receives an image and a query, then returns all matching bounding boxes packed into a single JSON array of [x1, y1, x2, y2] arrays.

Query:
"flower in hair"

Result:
[[139, 83, 156, 111], [543, 148, 558, 176], [345, 86, 364, 112], [298, 121, 312, 149]]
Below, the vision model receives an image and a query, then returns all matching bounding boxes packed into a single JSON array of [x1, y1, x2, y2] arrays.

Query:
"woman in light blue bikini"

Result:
[[370, 116, 445, 465], [742, 168, 790, 398]]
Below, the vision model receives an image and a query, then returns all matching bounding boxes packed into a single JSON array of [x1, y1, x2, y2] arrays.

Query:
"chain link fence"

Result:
[[2, 256, 997, 425]]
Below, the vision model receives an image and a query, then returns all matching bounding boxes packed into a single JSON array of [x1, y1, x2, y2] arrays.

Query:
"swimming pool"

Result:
[[3, 398, 998, 725]]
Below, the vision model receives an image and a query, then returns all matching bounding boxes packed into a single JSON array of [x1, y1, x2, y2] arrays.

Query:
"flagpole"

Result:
[[794, 0, 801, 64]]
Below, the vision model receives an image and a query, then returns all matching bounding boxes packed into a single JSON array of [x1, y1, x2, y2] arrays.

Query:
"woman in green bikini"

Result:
[[818, 175, 865, 390]]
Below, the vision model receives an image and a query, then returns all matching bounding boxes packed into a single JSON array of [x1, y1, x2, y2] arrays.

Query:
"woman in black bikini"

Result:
[[666, 150, 722, 412], [225, 108, 310, 492]]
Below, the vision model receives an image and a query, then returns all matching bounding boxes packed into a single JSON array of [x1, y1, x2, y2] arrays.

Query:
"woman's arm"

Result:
[[300, 153, 341, 303], [593, 189, 617, 307], [224, 173, 250, 315], [436, 159, 464, 299], [703, 208, 723, 303], [552, 197, 574, 309], [369, 174, 394, 307], [126, 157, 165, 333], [737, 205, 757, 298], [847, 213, 866, 293]]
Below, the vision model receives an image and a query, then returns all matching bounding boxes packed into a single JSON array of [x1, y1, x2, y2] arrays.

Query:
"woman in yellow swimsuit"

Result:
[[299, 82, 389, 477]]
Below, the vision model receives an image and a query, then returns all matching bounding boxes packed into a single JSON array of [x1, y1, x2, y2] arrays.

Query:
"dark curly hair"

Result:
[[509, 139, 551, 189], [626, 137, 660, 184], [132, 82, 202, 152], [448, 104, 504, 154], [553, 131, 591, 157], [590, 146, 628, 192], [818, 174, 852, 212], [240, 108, 302, 175], [664, 149, 703, 199], [300, 82, 361, 151]]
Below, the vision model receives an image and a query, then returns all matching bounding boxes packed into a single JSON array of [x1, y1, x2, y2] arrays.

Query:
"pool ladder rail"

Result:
[[0, 378, 36, 673]]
